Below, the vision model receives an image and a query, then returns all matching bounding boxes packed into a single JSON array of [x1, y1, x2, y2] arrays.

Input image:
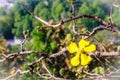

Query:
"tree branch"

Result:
[[0, 48, 67, 62], [20, 2, 120, 35], [0, 48, 120, 63], [89, 51, 120, 56], [0, 69, 29, 80]]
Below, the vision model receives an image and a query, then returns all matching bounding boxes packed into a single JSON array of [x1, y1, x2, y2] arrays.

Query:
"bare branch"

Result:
[[20, 3, 108, 27], [20, 2, 120, 35], [0, 48, 67, 62], [42, 60, 51, 75], [36, 72, 68, 80], [36, 61, 69, 80], [83, 70, 99, 76], [0, 69, 29, 80], [20, 3, 51, 26], [106, 69, 120, 76], [0, 50, 40, 62], [28, 57, 44, 66], [20, 2, 61, 28], [89, 51, 120, 56], [35, 60, 69, 80], [88, 25, 111, 37], [0, 47, 120, 63], [20, 39, 27, 51], [49, 47, 67, 58], [71, 2, 79, 34]]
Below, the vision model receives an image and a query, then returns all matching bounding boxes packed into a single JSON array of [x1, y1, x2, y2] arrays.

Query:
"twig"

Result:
[[113, 0, 120, 9], [106, 69, 120, 76], [104, 69, 120, 78], [1, 48, 120, 62], [24, 2, 108, 28], [42, 61, 68, 80], [89, 51, 120, 56], [21, 2, 120, 35], [0, 48, 67, 62], [84, 25, 111, 39], [83, 70, 99, 76], [94, 55, 105, 68], [35, 61, 69, 80], [20, 39, 27, 51], [88, 25, 111, 37], [20, 2, 61, 28], [49, 47, 67, 58], [36, 73, 52, 79], [0, 69, 29, 80], [0, 51, 40, 62], [71, 2, 79, 34], [92, 36, 106, 52], [104, 58, 117, 70], [28, 57, 44, 66], [20, 3, 108, 27], [36, 72, 68, 80], [42, 60, 53, 76], [109, 75, 120, 78]]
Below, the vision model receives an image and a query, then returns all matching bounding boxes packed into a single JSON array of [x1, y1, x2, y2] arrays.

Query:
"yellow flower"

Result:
[[67, 39, 96, 66], [81, 54, 92, 66], [71, 54, 80, 66], [67, 42, 78, 53]]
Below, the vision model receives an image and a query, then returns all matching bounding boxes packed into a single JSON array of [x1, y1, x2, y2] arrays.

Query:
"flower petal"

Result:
[[67, 42, 78, 53], [84, 44, 96, 53], [81, 54, 92, 66], [70, 54, 80, 66], [79, 39, 90, 48]]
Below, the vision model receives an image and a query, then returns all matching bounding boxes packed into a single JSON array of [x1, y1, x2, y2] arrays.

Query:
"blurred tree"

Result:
[[78, 0, 108, 31], [33, 0, 52, 26], [0, 15, 14, 39], [0, 6, 14, 39], [0, 7, 7, 15], [12, 0, 40, 38], [51, 0, 65, 21], [112, 8, 120, 27]]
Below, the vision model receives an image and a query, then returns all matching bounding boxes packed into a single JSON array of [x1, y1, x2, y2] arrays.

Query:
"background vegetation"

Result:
[[0, 0, 120, 79]]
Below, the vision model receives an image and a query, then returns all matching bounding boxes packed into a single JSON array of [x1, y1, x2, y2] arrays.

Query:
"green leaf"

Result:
[[22, 64, 29, 70], [59, 68, 65, 76], [50, 41, 57, 50], [94, 67, 104, 74]]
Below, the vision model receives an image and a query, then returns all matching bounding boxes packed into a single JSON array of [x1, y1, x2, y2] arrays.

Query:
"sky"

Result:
[[0, 0, 14, 8]]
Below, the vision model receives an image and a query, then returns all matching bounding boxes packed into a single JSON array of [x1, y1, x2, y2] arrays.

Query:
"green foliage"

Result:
[[78, 0, 107, 31], [0, 0, 113, 39], [12, 0, 40, 37], [93, 66, 104, 74], [0, 15, 14, 39], [0, 7, 7, 15], [34, 1, 51, 20], [29, 28, 59, 53], [0, 6, 14, 39], [20, 73, 41, 80], [30, 29, 46, 51], [51, 0, 65, 21], [112, 9, 120, 27], [50, 40, 57, 52], [8, 45, 19, 53], [1, 0, 120, 80]]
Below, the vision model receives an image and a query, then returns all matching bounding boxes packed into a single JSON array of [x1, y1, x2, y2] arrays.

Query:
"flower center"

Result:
[[77, 48, 85, 54]]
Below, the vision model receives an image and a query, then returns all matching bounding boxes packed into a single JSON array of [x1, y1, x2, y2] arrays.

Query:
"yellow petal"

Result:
[[70, 54, 80, 66], [67, 42, 78, 53], [84, 44, 96, 53], [10, 70, 16, 74], [81, 54, 92, 66], [76, 48, 82, 54], [79, 39, 90, 48]]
